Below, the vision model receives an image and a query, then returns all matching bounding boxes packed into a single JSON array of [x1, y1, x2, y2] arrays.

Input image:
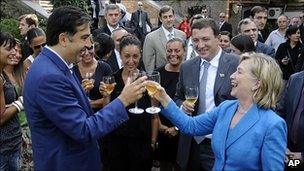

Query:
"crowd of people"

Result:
[[0, 1, 304, 171]]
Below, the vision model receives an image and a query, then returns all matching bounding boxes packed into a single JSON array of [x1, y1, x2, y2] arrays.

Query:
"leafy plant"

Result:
[[50, 0, 90, 14], [0, 19, 22, 40]]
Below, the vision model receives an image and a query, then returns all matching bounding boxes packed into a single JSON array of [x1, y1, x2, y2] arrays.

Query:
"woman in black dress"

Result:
[[74, 40, 112, 112], [101, 35, 158, 170], [154, 38, 185, 170], [275, 25, 304, 81]]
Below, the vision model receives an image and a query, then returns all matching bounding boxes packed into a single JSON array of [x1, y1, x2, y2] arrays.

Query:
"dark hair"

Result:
[[220, 31, 232, 40], [27, 27, 45, 44], [286, 25, 300, 39], [250, 6, 267, 18], [166, 38, 186, 50], [231, 34, 255, 53], [46, 5, 91, 46], [93, 33, 115, 58], [191, 18, 220, 36], [159, 5, 174, 18], [190, 14, 204, 27], [119, 35, 141, 52], [0, 32, 16, 49]]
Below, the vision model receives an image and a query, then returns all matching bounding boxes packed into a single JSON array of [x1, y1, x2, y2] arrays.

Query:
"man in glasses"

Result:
[[201, 6, 209, 19], [218, 12, 232, 35]]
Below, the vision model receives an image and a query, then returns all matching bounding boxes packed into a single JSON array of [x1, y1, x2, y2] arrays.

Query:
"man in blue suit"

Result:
[[174, 18, 239, 171], [23, 6, 147, 171], [238, 18, 275, 58]]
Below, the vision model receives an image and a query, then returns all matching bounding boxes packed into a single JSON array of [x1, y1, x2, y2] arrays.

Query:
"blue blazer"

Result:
[[23, 47, 129, 171], [162, 100, 287, 171]]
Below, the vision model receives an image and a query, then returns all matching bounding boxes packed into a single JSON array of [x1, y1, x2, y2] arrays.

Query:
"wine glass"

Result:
[[128, 70, 146, 114], [83, 72, 94, 100], [185, 86, 198, 105], [102, 76, 116, 95], [145, 71, 161, 114]]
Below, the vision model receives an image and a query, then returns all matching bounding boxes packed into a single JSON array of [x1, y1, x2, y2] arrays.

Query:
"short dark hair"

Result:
[[46, 6, 91, 46], [166, 38, 186, 50], [0, 32, 16, 49], [286, 25, 300, 39], [220, 31, 232, 40], [231, 34, 255, 53], [250, 6, 267, 18], [27, 27, 45, 44], [93, 33, 115, 58], [119, 35, 141, 52], [190, 14, 204, 27], [191, 18, 220, 36], [159, 5, 174, 18]]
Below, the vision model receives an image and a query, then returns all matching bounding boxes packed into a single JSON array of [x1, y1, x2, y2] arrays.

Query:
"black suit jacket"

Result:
[[220, 21, 232, 34], [174, 51, 239, 170], [277, 71, 304, 153], [130, 10, 152, 34], [105, 51, 120, 73]]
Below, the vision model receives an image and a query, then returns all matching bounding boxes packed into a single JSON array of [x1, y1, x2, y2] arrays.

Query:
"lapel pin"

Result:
[[219, 73, 225, 78]]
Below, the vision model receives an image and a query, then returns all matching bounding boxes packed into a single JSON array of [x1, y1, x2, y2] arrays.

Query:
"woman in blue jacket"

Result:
[[150, 52, 287, 171]]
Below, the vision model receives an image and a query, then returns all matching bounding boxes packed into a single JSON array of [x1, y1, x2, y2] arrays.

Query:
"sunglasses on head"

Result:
[[34, 43, 46, 49]]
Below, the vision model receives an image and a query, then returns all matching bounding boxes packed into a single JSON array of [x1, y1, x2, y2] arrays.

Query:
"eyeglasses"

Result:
[[34, 43, 46, 50]]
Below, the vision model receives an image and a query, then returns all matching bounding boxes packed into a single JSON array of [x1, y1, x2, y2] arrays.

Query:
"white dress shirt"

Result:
[[114, 49, 123, 69], [199, 47, 222, 139], [107, 24, 120, 34], [186, 38, 198, 60], [162, 26, 175, 40]]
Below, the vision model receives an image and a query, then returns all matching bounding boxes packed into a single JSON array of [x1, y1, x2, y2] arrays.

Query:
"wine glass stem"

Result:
[[134, 101, 138, 109]]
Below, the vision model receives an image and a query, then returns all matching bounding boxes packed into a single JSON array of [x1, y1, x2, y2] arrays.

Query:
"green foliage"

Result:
[[0, 19, 22, 40], [50, 0, 90, 15]]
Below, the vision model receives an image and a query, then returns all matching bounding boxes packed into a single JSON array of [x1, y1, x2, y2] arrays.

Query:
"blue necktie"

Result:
[[194, 61, 210, 144]]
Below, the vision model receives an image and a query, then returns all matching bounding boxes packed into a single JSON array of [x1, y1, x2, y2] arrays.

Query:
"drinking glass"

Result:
[[128, 70, 146, 114], [84, 72, 94, 100], [145, 71, 161, 114], [185, 86, 198, 105], [102, 76, 116, 95]]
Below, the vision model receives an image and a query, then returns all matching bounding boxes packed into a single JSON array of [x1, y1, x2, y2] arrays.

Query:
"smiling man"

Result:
[[174, 18, 239, 171], [23, 6, 147, 171], [143, 5, 186, 72]]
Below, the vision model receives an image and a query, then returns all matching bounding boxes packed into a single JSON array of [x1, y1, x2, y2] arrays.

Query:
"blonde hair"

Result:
[[240, 53, 283, 109]]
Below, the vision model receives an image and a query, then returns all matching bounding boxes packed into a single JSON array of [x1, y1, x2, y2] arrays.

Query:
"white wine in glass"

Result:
[[145, 71, 161, 114], [128, 70, 146, 114], [185, 86, 198, 105], [102, 76, 115, 95]]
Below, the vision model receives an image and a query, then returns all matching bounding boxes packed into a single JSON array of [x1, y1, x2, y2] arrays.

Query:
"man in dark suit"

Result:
[[92, 4, 121, 36], [130, 1, 152, 43], [105, 28, 129, 73], [218, 12, 232, 34], [23, 6, 147, 171], [238, 18, 275, 58], [277, 71, 304, 170], [250, 6, 269, 43], [174, 18, 239, 171]]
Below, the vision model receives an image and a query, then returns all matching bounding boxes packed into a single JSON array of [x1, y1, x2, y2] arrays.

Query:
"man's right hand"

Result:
[[118, 76, 147, 107], [181, 100, 195, 115]]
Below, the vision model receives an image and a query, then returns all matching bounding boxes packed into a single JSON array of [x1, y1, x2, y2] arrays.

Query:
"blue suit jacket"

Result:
[[23, 47, 129, 171], [162, 100, 287, 171], [256, 41, 276, 58]]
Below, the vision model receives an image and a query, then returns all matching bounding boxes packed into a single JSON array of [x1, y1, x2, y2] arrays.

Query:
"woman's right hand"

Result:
[[147, 81, 171, 107], [82, 78, 94, 92]]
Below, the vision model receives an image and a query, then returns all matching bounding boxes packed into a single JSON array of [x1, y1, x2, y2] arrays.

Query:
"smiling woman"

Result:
[[152, 52, 287, 171]]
